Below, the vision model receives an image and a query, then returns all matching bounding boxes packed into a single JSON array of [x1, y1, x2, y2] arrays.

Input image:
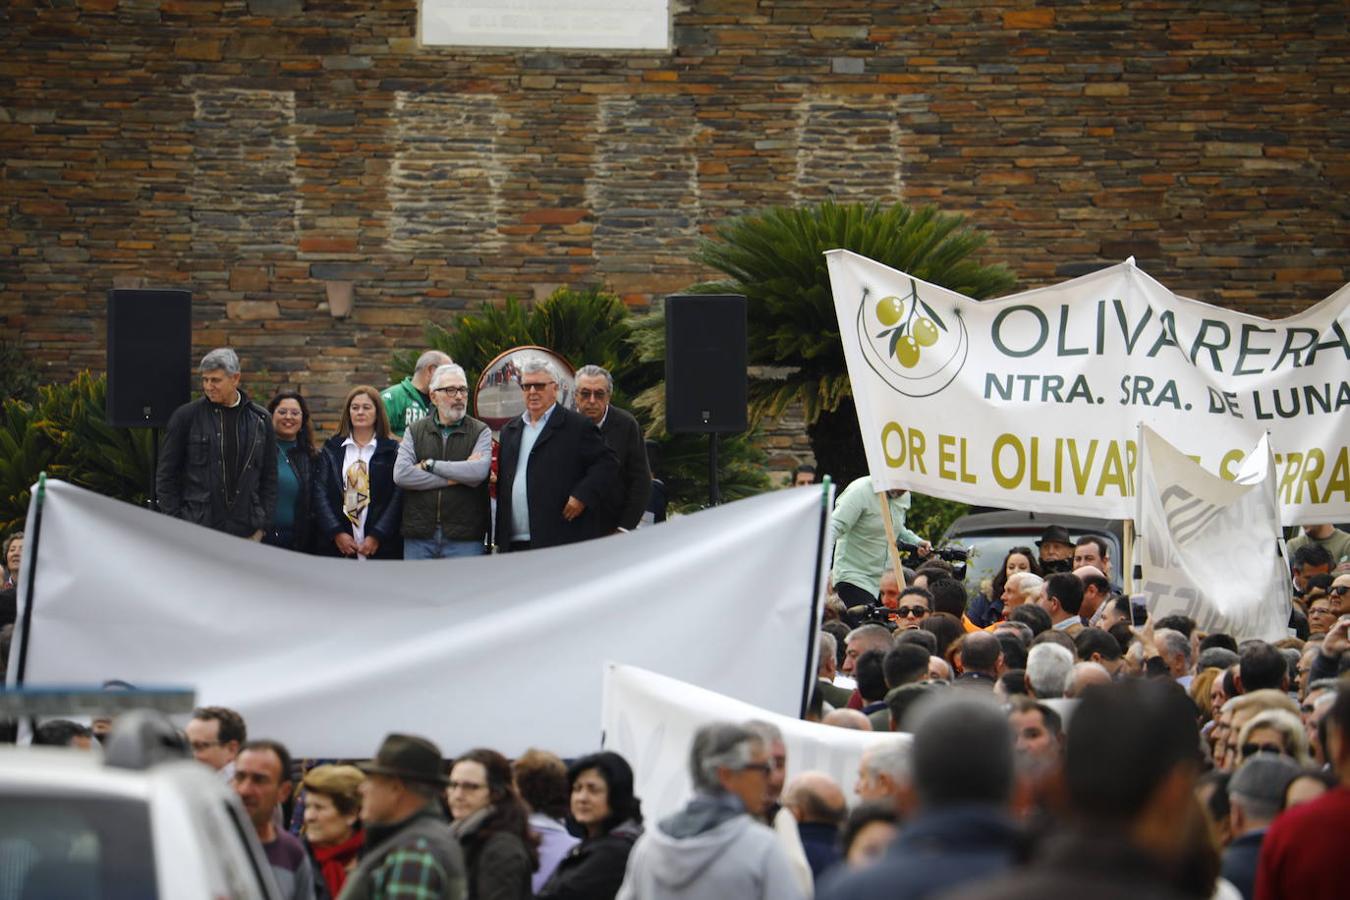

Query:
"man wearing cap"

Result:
[[1036, 525, 1076, 574], [1222, 754, 1300, 900], [341, 734, 467, 900]]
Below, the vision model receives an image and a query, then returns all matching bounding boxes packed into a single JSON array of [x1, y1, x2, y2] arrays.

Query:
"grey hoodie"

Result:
[[615, 800, 805, 900]]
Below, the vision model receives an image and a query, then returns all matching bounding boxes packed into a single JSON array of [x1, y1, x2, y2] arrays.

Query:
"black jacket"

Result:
[[156, 390, 277, 537], [597, 406, 653, 532], [313, 433, 404, 559], [270, 442, 317, 552], [537, 820, 641, 900], [494, 405, 619, 551]]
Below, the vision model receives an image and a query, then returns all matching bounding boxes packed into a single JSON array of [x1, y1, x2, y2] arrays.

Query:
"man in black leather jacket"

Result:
[[156, 347, 277, 539]]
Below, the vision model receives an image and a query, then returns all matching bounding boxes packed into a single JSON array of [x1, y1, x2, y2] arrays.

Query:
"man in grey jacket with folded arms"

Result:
[[393, 363, 493, 559], [616, 722, 806, 900]]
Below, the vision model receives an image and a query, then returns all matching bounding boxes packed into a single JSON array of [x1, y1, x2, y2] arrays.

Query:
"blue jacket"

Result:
[[817, 805, 1022, 900]]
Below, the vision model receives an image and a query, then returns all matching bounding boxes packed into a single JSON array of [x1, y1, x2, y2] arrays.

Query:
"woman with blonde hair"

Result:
[[300, 764, 365, 898], [314, 385, 404, 559], [1236, 707, 1312, 766]]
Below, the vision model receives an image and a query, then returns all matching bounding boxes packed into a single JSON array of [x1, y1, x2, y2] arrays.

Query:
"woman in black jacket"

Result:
[[265, 390, 317, 552], [537, 751, 643, 900], [313, 385, 404, 559], [448, 748, 538, 900]]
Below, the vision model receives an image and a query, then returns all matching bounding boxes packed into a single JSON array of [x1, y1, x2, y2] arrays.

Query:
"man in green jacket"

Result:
[[382, 350, 452, 438], [342, 734, 466, 900]]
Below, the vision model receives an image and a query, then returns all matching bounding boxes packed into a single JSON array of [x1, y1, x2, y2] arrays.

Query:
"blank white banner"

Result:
[[603, 664, 906, 822], [8, 481, 829, 758]]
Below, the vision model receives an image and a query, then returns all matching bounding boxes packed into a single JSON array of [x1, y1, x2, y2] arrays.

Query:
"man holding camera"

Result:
[[830, 475, 930, 610]]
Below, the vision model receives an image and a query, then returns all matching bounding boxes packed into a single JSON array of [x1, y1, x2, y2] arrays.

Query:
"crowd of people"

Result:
[[4, 345, 1350, 899]]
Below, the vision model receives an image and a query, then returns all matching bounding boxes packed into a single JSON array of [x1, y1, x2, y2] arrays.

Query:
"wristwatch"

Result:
[[419, 459, 433, 472]]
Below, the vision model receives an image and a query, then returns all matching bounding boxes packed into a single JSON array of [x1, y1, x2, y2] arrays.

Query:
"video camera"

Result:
[[896, 541, 971, 582]]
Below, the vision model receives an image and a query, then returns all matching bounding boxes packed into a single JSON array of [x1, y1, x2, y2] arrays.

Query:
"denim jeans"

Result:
[[404, 527, 487, 560]]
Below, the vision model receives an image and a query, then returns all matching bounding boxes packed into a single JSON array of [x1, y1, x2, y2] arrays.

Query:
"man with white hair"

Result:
[[986, 572, 1043, 628], [574, 364, 652, 533], [854, 739, 915, 816], [1154, 627, 1194, 687], [157, 347, 276, 539], [393, 363, 493, 558], [617, 722, 804, 900], [1026, 643, 1075, 700], [382, 349, 452, 437], [495, 358, 619, 552]]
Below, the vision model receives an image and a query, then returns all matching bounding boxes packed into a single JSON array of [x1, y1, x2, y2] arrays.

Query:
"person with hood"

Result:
[[156, 347, 277, 539], [615, 722, 805, 900], [537, 751, 643, 900], [381, 350, 451, 438]]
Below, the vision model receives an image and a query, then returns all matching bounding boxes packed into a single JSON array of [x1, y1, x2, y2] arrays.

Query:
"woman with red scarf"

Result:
[[301, 764, 366, 898]]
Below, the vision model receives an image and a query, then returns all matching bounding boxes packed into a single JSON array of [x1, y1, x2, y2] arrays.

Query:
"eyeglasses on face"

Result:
[[1309, 606, 1334, 616], [739, 763, 771, 775], [1330, 585, 1349, 597], [575, 389, 609, 400], [896, 606, 929, 619], [1241, 742, 1287, 759], [433, 386, 468, 396], [520, 381, 554, 392]]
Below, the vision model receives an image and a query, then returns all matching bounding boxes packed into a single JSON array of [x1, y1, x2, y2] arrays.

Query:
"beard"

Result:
[[440, 404, 466, 423]]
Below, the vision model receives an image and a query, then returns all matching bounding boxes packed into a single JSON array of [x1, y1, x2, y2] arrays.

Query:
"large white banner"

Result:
[[602, 664, 905, 821], [827, 251, 1350, 524], [1134, 426, 1291, 642], [7, 481, 830, 758]]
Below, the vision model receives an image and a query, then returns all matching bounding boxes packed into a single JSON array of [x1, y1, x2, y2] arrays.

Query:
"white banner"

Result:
[[1133, 425, 1291, 641], [7, 481, 831, 758], [826, 251, 1350, 524], [602, 664, 905, 822]]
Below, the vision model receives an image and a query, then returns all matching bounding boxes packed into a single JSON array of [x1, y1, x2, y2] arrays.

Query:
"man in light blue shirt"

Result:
[[830, 474, 930, 610], [494, 359, 619, 552]]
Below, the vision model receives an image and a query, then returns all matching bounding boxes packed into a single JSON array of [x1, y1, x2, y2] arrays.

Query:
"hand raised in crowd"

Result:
[[562, 496, 586, 520], [334, 533, 359, 557], [916, 540, 933, 557], [358, 535, 381, 557]]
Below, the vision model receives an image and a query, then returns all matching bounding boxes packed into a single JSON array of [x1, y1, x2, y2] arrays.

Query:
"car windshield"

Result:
[[0, 795, 157, 900]]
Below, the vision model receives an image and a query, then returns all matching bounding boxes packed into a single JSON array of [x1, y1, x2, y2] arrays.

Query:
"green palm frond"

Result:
[[691, 199, 1016, 425]]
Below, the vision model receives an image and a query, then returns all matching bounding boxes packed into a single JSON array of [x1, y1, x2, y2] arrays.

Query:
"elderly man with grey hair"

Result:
[[495, 358, 619, 552], [1222, 753, 1301, 900], [854, 738, 914, 816], [1154, 627, 1194, 686], [573, 363, 652, 533], [393, 363, 493, 558], [381, 349, 452, 438], [156, 347, 277, 539], [1026, 643, 1075, 700], [616, 722, 805, 900]]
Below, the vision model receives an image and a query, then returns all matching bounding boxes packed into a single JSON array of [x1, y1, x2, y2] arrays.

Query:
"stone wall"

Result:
[[3, 1, 1347, 447]]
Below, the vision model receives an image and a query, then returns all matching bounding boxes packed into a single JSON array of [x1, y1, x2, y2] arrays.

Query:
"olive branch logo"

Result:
[[869, 278, 951, 368]]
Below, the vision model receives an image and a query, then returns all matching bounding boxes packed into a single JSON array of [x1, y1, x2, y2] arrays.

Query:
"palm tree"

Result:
[[689, 200, 1016, 487]]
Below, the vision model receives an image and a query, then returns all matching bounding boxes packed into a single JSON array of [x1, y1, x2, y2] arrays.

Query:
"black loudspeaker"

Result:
[[106, 289, 192, 428], [664, 294, 748, 434]]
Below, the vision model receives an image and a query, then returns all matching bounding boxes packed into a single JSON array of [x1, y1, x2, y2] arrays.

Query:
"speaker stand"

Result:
[[708, 433, 721, 507]]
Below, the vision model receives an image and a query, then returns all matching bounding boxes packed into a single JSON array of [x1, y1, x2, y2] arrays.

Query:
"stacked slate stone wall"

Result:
[[2, 1, 1347, 461]]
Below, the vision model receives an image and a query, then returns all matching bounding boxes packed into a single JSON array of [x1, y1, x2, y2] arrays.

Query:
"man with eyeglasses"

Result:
[[394, 363, 493, 559], [574, 364, 652, 534], [185, 705, 247, 780], [617, 722, 805, 900], [894, 586, 932, 630], [495, 359, 619, 552]]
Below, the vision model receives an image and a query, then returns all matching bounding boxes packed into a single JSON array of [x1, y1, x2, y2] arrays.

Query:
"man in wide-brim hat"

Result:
[[338, 734, 467, 900], [1035, 525, 1076, 573]]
